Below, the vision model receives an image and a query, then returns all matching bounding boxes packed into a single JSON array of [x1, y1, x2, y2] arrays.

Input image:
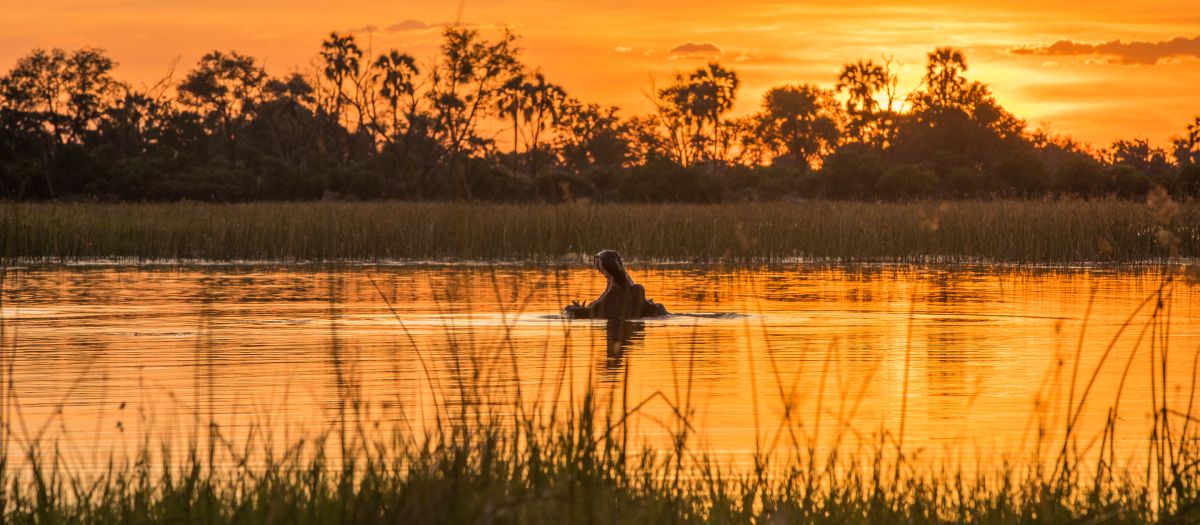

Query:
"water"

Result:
[[1, 263, 1196, 471]]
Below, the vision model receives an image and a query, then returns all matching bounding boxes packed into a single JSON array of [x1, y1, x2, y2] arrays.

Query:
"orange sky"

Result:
[[3, 0, 1199, 148]]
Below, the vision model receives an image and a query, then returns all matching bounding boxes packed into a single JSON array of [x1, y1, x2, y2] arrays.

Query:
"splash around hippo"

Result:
[[562, 250, 669, 320]]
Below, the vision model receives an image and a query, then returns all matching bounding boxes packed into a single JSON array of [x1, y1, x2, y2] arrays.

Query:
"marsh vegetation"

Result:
[[2, 199, 1198, 263]]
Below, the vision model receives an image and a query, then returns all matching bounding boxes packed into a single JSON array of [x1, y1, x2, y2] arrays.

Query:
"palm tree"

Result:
[[836, 60, 888, 143], [497, 73, 527, 173], [687, 63, 739, 161], [496, 71, 567, 175], [521, 72, 567, 174], [319, 32, 363, 126], [837, 60, 887, 114], [373, 50, 418, 141], [922, 47, 968, 109]]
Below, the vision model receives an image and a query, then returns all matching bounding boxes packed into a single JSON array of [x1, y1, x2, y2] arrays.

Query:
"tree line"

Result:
[[2, 28, 1199, 202]]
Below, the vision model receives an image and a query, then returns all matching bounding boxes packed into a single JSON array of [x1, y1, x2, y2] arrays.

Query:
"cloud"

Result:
[[668, 42, 722, 59], [383, 19, 492, 33], [1011, 35, 1200, 65], [613, 46, 633, 53], [386, 19, 432, 32]]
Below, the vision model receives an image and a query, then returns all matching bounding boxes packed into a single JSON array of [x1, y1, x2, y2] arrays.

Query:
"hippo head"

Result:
[[594, 250, 633, 287]]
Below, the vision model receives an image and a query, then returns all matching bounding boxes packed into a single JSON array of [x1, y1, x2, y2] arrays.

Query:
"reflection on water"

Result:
[[0, 264, 1196, 470]]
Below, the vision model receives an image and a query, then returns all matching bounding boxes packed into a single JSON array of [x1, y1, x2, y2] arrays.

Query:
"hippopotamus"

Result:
[[563, 250, 669, 319]]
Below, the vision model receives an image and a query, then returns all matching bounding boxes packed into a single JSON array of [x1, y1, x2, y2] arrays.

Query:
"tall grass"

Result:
[[3, 199, 1198, 262]]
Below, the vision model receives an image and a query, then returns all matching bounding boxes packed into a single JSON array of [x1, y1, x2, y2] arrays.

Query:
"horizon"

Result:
[[4, 0, 1199, 149]]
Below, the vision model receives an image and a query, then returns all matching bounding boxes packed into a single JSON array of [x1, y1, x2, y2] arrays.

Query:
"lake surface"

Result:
[[1, 263, 1196, 471]]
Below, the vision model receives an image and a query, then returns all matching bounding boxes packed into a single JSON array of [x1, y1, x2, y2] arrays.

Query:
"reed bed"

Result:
[[3, 199, 1198, 262]]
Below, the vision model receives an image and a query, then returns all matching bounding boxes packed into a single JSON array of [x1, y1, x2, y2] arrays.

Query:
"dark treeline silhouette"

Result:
[[2, 28, 1199, 202]]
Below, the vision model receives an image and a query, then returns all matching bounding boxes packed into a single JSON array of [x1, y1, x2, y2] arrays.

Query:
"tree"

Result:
[[1, 29, 1185, 204], [653, 80, 704, 166], [887, 47, 1035, 196], [758, 84, 841, 171], [1108, 138, 1172, 179], [0, 48, 69, 145], [256, 73, 317, 163], [908, 47, 1023, 136], [428, 26, 522, 197], [178, 50, 267, 164], [0, 47, 126, 196], [1173, 116, 1200, 167], [624, 115, 671, 166], [62, 47, 122, 143], [516, 71, 568, 175], [916, 47, 971, 111], [836, 59, 888, 143], [655, 63, 739, 166], [0, 48, 69, 196], [687, 63, 739, 161], [319, 32, 364, 129], [557, 100, 628, 170], [497, 72, 527, 174], [372, 50, 419, 143]]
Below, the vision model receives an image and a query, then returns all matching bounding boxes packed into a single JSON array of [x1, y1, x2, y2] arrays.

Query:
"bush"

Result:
[[534, 170, 597, 202], [875, 164, 939, 200], [1054, 158, 1106, 197], [616, 160, 722, 203], [819, 143, 886, 198], [990, 151, 1049, 196], [1106, 165, 1151, 198]]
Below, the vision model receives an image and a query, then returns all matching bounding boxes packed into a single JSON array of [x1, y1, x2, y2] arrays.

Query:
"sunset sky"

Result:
[[3, 0, 1198, 148]]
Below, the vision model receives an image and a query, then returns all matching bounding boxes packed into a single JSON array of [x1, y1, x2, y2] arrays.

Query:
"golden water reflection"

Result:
[[1, 264, 1196, 471]]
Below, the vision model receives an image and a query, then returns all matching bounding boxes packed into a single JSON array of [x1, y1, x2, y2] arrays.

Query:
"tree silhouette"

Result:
[[688, 63, 739, 162], [61, 48, 122, 144], [1, 49, 69, 145], [1109, 138, 1172, 179], [2, 33, 1198, 203], [178, 51, 267, 165], [1173, 117, 1200, 167], [557, 100, 628, 170], [372, 50, 419, 143], [758, 84, 841, 171], [918, 47, 970, 110], [518, 71, 568, 175], [254, 73, 318, 169], [655, 63, 738, 166], [428, 26, 522, 197], [319, 32, 363, 128], [836, 60, 887, 144], [654, 80, 704, 166], [0, 48, 118, 196]]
